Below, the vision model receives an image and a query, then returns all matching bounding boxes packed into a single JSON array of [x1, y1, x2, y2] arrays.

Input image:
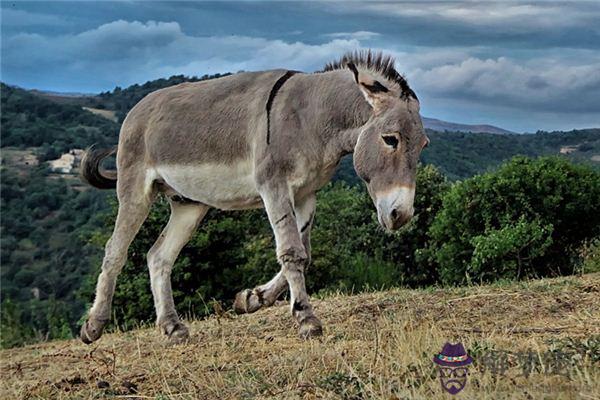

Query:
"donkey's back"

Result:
[[123, 69, 287, 166]]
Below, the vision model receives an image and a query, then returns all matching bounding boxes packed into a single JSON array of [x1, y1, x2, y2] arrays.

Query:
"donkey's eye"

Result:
[[382, 135, 399, 149]]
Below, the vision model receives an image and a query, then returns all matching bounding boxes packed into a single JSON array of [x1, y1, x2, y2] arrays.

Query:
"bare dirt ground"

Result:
[[1, 273, 598, 399]]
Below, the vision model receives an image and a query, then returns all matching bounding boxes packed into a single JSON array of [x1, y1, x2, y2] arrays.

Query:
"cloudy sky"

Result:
[[2, 1, 599, 132]]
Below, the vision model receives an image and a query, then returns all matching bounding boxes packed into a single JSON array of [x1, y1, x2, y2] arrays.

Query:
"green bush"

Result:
[[469, 217, 553, 280], [428, 156, 600, 284], [0, 298, 37, 348], [579, 238, 600, 274]]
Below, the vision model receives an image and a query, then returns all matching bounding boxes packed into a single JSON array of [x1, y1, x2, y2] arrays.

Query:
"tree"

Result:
[[427, 156, 600, 284]]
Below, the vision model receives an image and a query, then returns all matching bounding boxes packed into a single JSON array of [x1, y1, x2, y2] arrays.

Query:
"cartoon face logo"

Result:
[[433, 342, 473, 395]]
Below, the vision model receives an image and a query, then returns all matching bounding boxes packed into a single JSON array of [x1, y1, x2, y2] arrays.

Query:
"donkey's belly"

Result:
[[154, 162, 263, 210]]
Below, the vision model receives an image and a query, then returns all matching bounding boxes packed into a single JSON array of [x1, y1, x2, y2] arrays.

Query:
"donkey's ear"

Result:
[[347, 62, 390, 112]]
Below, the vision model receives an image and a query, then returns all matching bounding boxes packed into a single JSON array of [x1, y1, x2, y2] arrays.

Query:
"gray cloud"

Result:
[[4, 18, 600, 115], [1, 9, 66, 28], [344, 2, 597, 30], [323, 31, 381, 40], [2, 20, 361, 90], [326, 1, 600, 50], [409, 55, 600, 113], [1, 1, 599, 131]]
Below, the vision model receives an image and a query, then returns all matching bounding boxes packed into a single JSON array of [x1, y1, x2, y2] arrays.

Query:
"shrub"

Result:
[[469, 217, 553, 280], [579, 238, 600, 274], [428, 156, 600, 284]]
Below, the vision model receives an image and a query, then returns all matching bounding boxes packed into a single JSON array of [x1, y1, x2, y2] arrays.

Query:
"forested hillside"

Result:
[[1, 75, 227, 347], [423, 129, 600, 180], [336, 128, 600, 184], [81, 73, 231, 122], [1, 83, 119, 161], [1, 84, 122, 347], [1, 75, 599, 348]]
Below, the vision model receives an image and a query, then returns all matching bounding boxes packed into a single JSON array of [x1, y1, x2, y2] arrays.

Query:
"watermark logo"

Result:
[[433, 342, 473, 395]]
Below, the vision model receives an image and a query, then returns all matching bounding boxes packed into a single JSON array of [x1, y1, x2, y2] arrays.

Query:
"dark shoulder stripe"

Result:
[[266, 70, 298, 145]]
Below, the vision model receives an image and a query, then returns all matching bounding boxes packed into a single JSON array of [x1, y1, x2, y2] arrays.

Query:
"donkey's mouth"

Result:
[[377, 208, 413, 231], [374, 185, 416, 231]]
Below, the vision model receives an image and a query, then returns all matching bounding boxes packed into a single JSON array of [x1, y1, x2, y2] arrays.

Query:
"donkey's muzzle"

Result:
[[380, 208, 414, 230], [389, 208, 413, 229], [375, 185, 415, 231]]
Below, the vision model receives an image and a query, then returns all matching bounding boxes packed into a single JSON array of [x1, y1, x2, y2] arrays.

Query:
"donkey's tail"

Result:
[[80, 145, 118, 189]]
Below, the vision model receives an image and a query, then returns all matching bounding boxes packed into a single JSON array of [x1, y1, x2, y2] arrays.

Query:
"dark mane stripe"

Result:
[[266, 70, 298, 144], [323, 50, 417, 100]]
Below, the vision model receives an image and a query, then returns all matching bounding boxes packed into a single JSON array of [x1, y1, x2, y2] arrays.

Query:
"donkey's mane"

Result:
[[323, 50, 417, 100]]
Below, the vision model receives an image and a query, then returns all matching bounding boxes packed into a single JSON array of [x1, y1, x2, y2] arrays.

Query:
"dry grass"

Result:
[[2, 274, 599, 399], [82, 107, 118, 122]]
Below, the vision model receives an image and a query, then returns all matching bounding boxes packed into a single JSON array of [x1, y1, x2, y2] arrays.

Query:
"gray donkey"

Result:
[[80, 50, 429, 344]]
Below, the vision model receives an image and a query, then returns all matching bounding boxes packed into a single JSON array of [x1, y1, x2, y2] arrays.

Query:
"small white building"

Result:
[[48, 149, 84, 174], [559, 145, 578, 155]]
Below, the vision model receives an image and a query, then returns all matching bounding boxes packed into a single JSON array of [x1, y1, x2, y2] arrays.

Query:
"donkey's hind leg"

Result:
[[81, 177, 155, 344], [233, 271, 287, 314], [147, 200, 208, 343]]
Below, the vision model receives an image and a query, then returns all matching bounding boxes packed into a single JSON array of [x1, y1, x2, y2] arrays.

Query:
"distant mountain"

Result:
[[30, 89, 95, 98], [0, 83, 119, 157], [422, 117, 517, 135]]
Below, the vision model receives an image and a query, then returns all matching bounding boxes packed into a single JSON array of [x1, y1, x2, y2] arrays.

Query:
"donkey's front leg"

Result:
[[261, 188, 322, 338], [295, 194, 316, 266], [233, 194, 315, 314]]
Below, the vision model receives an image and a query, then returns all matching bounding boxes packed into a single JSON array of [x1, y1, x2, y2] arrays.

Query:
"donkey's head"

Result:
[[348, 61, 428, 231]]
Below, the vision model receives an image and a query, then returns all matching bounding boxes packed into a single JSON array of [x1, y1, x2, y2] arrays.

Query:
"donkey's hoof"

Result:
[[233, 289, 262, 314], [80, 318, 107, 344], [298, 316, 323, 339], [165, 322, 190, 344]]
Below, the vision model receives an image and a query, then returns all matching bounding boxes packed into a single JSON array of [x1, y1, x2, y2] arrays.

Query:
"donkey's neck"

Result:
[[310, 70, 373, 157]]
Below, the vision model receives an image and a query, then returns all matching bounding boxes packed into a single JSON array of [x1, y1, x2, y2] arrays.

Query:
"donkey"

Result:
[[79, 50, 429, 344]]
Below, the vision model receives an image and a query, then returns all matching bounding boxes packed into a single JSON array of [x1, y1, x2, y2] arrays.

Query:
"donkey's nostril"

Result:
[[390, 209, 398, 220]]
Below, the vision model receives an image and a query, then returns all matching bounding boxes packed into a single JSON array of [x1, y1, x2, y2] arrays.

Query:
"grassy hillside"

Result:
[[1, 273, 598, 399]]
